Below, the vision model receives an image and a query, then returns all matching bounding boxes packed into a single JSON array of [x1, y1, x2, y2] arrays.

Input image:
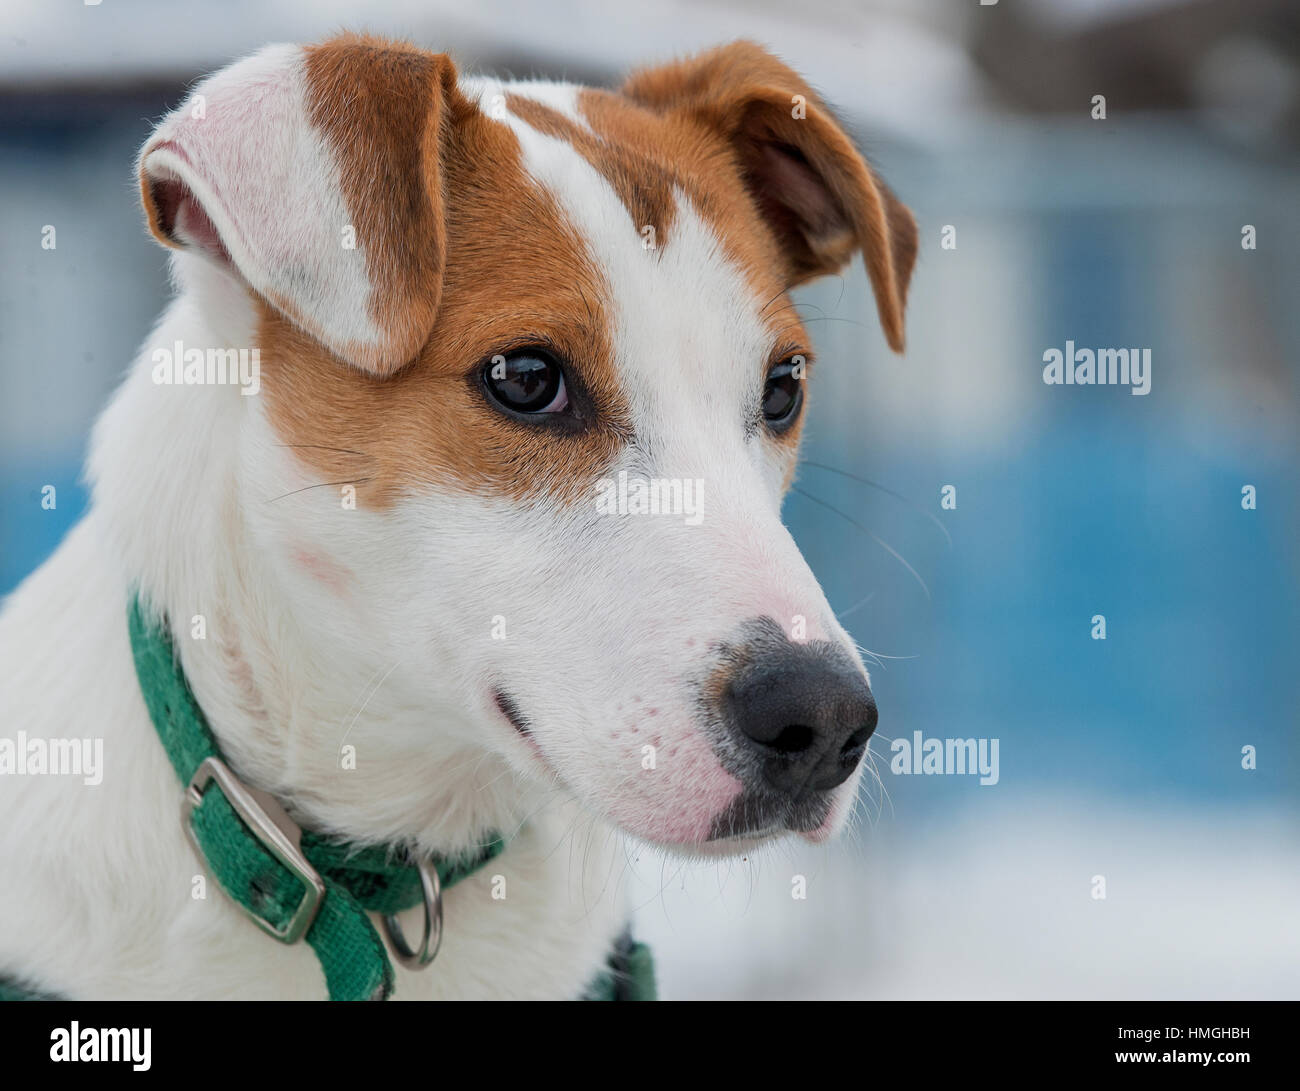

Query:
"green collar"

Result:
[[127, 596, 506, 1001]]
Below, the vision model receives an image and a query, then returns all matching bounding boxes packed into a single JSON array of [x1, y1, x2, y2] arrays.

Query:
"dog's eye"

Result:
[[482, 350, 569, 416], [762, 357, 804, 429]]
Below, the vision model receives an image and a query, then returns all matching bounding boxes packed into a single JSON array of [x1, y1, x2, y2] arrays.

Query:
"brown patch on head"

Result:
[[505, 93, 680, 250], [260, 49, 631, 510], [508, 89, 793, 315]]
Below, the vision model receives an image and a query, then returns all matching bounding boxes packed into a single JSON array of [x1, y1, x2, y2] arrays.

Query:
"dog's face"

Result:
[[138, 35, 916, 853]]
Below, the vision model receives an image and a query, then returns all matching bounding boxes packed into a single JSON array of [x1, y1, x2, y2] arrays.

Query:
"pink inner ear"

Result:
[[149, 177, 231, 264], [755, 141, 845, 239]]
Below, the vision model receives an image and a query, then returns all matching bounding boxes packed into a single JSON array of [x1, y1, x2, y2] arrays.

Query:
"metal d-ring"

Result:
[[382, 856, 443, 970]]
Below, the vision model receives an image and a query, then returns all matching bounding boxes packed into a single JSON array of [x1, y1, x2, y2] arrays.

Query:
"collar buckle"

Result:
[[182, 756, 326, 945]]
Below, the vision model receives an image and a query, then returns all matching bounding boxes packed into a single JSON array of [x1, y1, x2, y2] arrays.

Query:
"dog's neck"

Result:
[[90, 257, 544, 856]]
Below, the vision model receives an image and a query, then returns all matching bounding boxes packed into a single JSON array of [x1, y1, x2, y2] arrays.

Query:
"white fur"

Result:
[[0, 51, 870, 999]]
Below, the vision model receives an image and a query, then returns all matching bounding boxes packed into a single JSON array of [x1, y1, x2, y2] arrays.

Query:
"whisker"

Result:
[[775, 315, 873, 341], [803, 314, 871, 329], [790, 484, 931, 600], [835, 589, 876, 622], [854, 644, 887, 672], [274, 443, 375, 460], [800, 460, 952, 548], [266, 478, 374, 504], [762, 302, 804, 325], [758, 286, 790, 315], [338, 660, 400, 748], [852, 647, 917, 661], [763, 299, 827, 324], [800, 269, 848, 316]]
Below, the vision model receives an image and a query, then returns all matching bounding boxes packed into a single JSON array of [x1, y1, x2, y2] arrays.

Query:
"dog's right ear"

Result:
[[139, 35, 466, 377]]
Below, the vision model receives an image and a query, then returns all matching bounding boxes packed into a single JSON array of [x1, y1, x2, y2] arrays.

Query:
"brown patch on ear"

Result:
[[302, 35, 469, 377], [622, 40, 917, 353], [258, 95, 631, 512], [879, 181, 919, 324]]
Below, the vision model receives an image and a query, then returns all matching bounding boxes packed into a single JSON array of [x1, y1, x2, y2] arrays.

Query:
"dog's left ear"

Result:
[[138, 35, 466, 377], [623, 41, 917, 352]]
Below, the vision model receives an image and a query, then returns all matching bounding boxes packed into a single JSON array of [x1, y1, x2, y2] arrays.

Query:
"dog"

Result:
[[0, 33, 915, 1000]]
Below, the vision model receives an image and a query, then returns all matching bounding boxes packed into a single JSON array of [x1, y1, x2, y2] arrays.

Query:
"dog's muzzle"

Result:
[[705, 618, 877, 839]]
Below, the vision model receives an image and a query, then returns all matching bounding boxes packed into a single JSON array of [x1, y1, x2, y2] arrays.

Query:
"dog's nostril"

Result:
[[838, 724, 874, 766], [720, 626, 878, 799], [766, 723, 816, 755]]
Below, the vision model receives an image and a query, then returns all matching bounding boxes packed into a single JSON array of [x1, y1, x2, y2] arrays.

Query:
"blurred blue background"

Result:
[[2, 0, 1297, 998]]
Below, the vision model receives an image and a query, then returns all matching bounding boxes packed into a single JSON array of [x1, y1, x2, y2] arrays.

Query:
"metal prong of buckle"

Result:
[[182, 755, 326, 945], [382, 856, 443, 970]]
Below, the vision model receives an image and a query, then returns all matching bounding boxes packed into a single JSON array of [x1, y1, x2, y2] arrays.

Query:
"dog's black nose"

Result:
[[722, 638, 877, 798]]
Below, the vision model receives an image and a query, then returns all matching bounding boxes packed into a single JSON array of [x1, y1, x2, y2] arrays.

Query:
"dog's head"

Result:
[[137, 35, 916, 853]]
